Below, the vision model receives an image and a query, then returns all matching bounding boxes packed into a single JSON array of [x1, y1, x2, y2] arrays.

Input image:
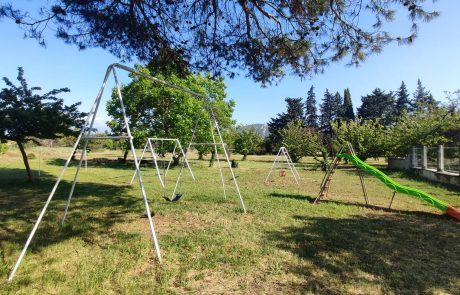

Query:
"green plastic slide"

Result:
[[337, 153, 450, 212]]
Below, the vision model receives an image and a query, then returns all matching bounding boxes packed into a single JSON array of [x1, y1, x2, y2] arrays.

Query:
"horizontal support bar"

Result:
[[190, 143, 227, 146], [148, 138, 180, 142], [82, 136, 132, 140]]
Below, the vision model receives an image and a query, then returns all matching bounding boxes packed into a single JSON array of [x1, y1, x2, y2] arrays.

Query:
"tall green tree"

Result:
[[412, 79, 438, 112], [267, 97, 304, 151], [305, 86, 318, 128], [1, 1, 439, 84], [342, 88, 355, 121], [106, 64, 235, 163], [0, 67, 85, 181], [233, 126, 263, 160], [357, 88, 395, 125], [332, 119, 389, 161], [280, 120, 329, 169], [395, 81, 411, 117], [319, 89, 341, 134], [333, 91, 343, 117]]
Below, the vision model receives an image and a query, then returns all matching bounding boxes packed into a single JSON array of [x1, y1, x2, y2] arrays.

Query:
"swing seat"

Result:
[[279, 170, 287, 177], [163, 193, 183, 202]]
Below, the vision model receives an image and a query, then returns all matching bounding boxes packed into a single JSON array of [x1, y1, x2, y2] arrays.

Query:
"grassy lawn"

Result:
[[1, 148, 459, 294]]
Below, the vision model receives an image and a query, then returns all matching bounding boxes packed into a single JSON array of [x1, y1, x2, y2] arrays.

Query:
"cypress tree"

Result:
[[320, 89, 336, 134], [413, 79, 438, 111], [305, 85, 319, 128], [395, 81, 411, 116], [342, 88, 355, 120], [333, 91, 343, 115]]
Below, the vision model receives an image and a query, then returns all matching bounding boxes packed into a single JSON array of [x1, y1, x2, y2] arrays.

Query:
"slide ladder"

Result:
[[313, 142, 368, 205]]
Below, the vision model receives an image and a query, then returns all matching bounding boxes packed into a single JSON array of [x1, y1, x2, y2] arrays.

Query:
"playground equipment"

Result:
[[129, 138, 195, 202], [313, 143, 460, 221], [7, 63, 245, 282], [173, 107, 241, 203], [265, 146, 300, 185]]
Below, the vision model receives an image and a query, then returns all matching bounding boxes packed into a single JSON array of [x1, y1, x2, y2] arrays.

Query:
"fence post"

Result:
[[437, 145, 444, 172], [422, 146, 428, 169], [411, 146, 417, 168]]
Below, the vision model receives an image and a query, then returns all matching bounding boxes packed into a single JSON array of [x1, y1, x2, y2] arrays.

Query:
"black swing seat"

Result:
[[163, 193, 183, 202]]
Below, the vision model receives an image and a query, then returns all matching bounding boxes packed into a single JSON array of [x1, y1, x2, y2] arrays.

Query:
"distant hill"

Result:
[[243, 124, 269, 137]]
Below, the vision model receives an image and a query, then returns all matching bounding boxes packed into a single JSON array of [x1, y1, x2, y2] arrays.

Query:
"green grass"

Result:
[[1, 148, 459, 294]]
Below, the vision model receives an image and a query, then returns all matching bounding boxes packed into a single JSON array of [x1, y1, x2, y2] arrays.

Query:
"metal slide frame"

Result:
[[129, 138, 195, 196], [312, 142, 369, 205], [265, 146, 300, 185], [8, 63, 246, 281]]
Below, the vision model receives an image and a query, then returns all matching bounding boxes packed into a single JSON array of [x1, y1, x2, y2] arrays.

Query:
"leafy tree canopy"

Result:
[[233, 126, 264, 160], [0, 1, 439, 84], [332, 118, 389, 161], [281, 120, 329, 168], [106, 63, 235, 162], [0, 67, 85, 181], [267, 97, 304, 151], [388, 107, 460, 156]]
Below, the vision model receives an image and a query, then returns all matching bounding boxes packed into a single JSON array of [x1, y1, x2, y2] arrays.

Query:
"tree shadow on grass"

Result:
[[318, 198, 450, 220], [46, 158, 181, 173], [270, 192, 311, 201], [265, 214, 460, 294], [0, 168, 148, 268], [335, 166, 460, 196], [249, 158, 321, 169]]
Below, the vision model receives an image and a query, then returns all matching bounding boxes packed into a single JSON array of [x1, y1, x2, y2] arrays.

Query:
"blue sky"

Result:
[[1, 1, 459, 131]]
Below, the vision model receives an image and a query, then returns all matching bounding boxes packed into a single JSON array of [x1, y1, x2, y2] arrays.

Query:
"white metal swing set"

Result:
[[130, 137, 195, 202], [265, 146, 301, 185], [8, 63, 247, 282]]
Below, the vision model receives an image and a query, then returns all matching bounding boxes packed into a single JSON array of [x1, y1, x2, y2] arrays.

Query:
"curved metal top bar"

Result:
[[109, 63, 208, 100]]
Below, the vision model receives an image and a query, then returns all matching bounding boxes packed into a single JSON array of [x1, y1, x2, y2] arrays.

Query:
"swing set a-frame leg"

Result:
[[209, 115, 227, 200], [281, 147, 299, 185], [265, 148, 282, 183]]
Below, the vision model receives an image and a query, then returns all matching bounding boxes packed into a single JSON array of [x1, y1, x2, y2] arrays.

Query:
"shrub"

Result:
[[0, 143, 8, 154]]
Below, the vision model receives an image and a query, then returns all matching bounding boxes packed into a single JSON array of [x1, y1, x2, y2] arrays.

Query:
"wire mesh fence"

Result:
[[427, 147, 438, 170], [413, 147, 423, 168], [444, 146, 459, 174]]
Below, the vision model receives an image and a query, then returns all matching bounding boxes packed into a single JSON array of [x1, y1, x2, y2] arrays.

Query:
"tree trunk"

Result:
[[17, 141, 33, 182], [122, 149, 129, 163], [242, 154, 247, 161], [198, 151, 204, 160], [173, 155, 181, 166], [209, 150, 215, 167], [321, 150, 330, 171]]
